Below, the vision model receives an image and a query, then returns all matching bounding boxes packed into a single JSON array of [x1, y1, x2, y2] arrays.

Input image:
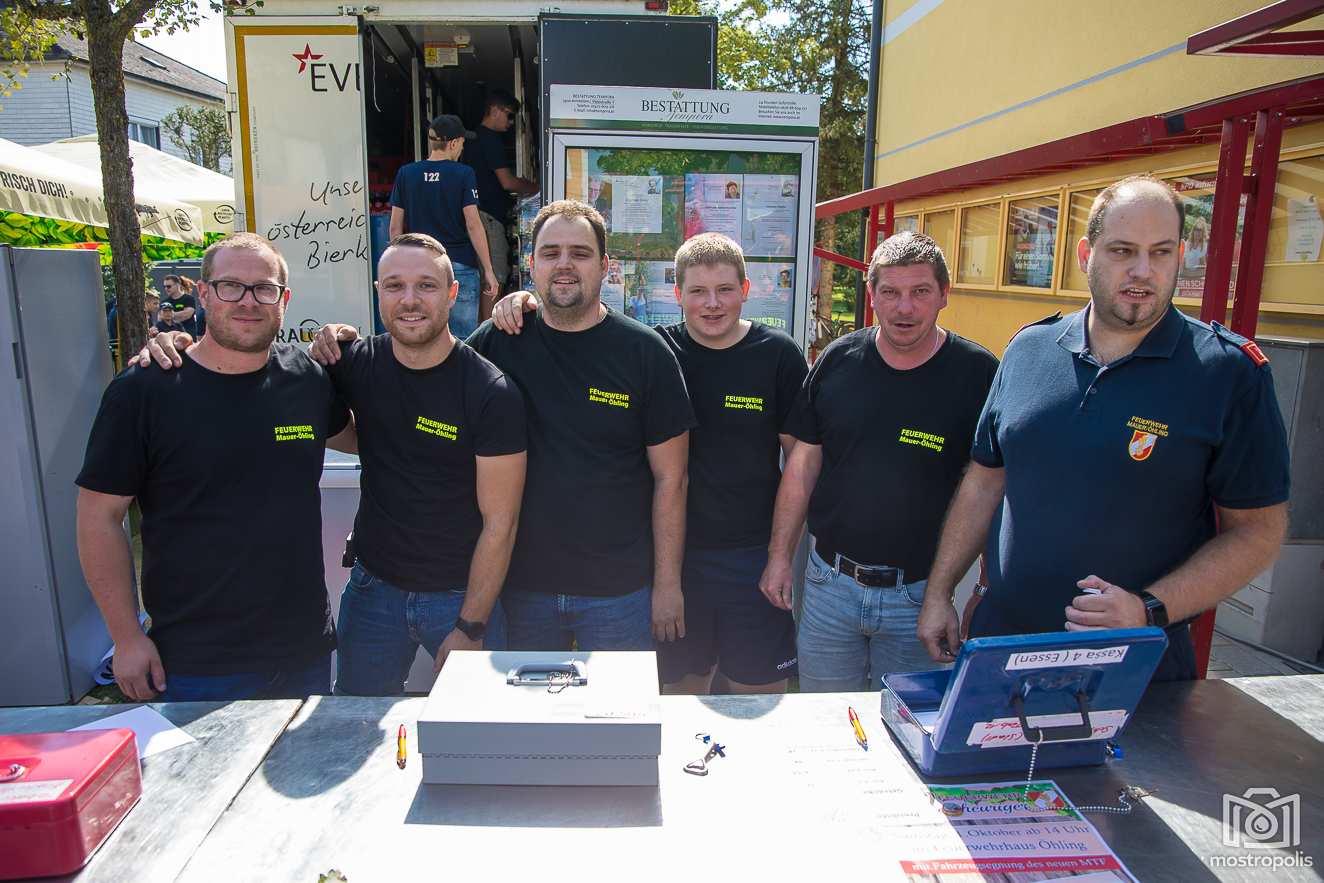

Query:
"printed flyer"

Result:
[[887, 780, 1137, 882]]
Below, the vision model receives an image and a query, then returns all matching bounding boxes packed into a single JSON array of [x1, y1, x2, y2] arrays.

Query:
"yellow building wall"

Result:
[[887, 121, 1324, 356], [875, 0, 1323, 188]]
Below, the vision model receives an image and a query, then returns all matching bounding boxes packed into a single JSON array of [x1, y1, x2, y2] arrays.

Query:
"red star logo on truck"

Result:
[[292, 44, 323, 74]]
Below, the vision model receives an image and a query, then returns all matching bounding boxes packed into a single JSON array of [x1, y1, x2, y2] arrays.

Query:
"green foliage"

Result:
[[160, 104, 231, 170], [0, 208, 205, 264]]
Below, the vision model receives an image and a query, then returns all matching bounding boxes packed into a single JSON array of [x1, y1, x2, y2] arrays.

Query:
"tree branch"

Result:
[[14, 2, 79, 21]]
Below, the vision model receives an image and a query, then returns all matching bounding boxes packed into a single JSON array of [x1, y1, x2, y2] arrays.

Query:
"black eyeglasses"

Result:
[[205, 279, 287, 305]]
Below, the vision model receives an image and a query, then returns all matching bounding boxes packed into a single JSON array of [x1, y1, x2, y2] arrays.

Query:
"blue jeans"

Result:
[[155, 655, 330, 701], [334, 563, 506, 695], [450, 261, 481, 340], [502, 587, 654, 651], [797, 546, 935, 692]]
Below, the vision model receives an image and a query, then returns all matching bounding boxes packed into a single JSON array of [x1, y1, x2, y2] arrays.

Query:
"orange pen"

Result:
[[848, 706, 869, 751], [396, 724, 407, 769]]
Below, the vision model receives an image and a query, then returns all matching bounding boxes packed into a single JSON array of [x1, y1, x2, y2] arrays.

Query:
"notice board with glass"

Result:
[[547, 86, 820, 351]]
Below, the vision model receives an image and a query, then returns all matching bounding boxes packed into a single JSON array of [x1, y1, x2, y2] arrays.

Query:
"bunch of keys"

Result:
[[683, 732, 726, 776]]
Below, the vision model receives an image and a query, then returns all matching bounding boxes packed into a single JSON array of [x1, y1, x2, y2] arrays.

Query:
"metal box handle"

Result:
[[506, 661, 588, 689]]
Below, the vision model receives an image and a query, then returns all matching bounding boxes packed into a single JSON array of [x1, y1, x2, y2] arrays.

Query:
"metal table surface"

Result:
[[0, 700, 302, 883], [171, 675, 1322, 883]]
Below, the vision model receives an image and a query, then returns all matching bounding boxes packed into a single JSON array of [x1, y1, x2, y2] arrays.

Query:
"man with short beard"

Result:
[[77, 232, 353, 701], [470, 200, 693, 651], [310, 233, 527, 694], [918, 175, 1291, 682]]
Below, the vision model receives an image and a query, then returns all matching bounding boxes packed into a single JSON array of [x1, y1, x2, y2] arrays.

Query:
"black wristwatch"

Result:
[[454, 616, 487, 642], [1138, 591, 1169, 628]]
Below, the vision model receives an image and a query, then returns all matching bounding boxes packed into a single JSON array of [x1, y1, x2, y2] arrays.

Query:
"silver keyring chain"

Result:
[[1022, 737, 1141, 816]]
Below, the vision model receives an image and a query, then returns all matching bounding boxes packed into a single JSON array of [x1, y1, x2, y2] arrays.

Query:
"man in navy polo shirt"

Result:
[[918, 174, 1290, 680], [390, 114, 499, 339]]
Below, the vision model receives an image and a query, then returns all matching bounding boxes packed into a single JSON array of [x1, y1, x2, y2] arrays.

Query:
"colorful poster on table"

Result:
[[741, 174, 798, 257], [683, 173, 744, 242], [744, 261, 795, 332], [622, 259, 679, 327], [886, 780, 1137, 882]]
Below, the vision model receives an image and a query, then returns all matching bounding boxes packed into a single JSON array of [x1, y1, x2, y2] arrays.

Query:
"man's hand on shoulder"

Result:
[[1064, 576, 1147, 631], [130, 329, 193, 369], [309, 323, 360, 365], [491, 291, 538, 335]]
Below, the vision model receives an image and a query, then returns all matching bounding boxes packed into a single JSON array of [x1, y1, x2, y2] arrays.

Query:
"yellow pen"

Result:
[[396, 724, 407, 770], [848, 706, 869, 751]]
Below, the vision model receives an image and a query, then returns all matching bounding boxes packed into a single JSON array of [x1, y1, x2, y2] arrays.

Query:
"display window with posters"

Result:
[[563, 146, 803, 333]]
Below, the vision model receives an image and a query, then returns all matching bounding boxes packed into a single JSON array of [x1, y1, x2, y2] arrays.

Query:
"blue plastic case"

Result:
[[880, 628, 1169, 777]]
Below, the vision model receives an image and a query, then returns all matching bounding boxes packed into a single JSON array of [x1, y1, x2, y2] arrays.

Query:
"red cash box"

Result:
[[0, 728, 141, 879]]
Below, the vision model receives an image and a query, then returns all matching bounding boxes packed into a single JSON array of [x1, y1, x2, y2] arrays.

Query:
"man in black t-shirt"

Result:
[[77, 233, 352, 702], [390, 114, 499, 339], [760, 232, 998, 692], [308, 233, 527, 695], [657, 234, 806, 693], [470, 200, 694, 652], [464, 89, 538, 300], [155, 275, 198, 336]]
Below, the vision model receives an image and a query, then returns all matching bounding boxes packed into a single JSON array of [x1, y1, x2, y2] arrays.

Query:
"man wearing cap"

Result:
[[390, 114, 499, 339]]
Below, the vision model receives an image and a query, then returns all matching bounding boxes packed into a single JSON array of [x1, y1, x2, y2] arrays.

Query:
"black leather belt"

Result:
[[816, 541, 901, 588]]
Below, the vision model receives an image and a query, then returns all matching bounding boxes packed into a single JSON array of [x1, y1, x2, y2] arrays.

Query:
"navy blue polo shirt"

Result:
[[968, 305, 1290, 673], [389, 159, 480, 268]]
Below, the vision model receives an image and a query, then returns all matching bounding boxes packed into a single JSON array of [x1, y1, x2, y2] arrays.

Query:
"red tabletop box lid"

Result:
[[0, 728, 142, 879]]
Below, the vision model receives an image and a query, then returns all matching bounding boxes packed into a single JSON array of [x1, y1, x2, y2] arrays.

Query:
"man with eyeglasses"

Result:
[[759, 231, 998, 691], [465, 89, 539, 304], [77, 232, 354, 702]]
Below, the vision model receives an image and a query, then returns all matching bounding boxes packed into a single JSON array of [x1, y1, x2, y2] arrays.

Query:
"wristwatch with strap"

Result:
[[1138, 591, 1169, 628], [454, 616, 487, 642]]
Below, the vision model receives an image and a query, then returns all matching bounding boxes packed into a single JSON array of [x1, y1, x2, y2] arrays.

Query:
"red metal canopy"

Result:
[[1187, 0, 1324, 57], [816, 74, 1324, 221]]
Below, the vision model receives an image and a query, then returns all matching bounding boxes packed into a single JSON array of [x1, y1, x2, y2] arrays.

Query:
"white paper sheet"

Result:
[[70, 706, 196, 759]]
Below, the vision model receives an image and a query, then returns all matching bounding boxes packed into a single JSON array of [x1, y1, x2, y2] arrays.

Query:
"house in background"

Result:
[[0, 34, 228, 171]]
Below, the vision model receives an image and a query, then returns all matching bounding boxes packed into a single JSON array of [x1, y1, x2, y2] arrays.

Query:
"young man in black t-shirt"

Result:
[[463, 89, 538, 302], [655, 234, 807, 694], [470, 200, 694, 652], [308, 234, 527, 695], [77, 233, 352, 702], [390, 114, 499, 339], [760, 232, 998, 692]]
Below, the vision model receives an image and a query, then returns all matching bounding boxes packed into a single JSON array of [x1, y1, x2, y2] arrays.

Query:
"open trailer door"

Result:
[[226, 16, 374, 342]]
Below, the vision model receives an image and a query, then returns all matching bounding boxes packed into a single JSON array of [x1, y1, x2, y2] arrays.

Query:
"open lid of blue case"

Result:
[[930, 628, 1169, 754]]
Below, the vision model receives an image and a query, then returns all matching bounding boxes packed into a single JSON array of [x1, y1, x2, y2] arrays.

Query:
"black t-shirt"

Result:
[[465, 126, 512, 220], [786, 328, 998, 581], [76, 344, 349, 674], [328, 335, 527, 592], [389, 159, 480, 267], [468, 309, 696, 596], [660, 322, 807, 549]]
